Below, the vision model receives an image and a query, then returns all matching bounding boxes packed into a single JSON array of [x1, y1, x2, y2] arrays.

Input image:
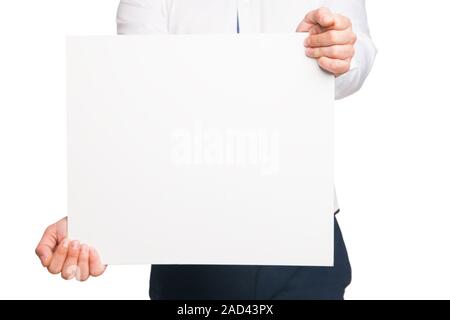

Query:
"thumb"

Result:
[[297, 7, 335, 33], [35, 223, 60, 267], [35, 244, 53, 267], [297, 20, 313, 33]]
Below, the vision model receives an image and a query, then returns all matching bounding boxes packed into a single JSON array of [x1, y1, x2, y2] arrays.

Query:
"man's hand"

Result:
[[297, 7, 357, 76], [35, 217, 106, 281]]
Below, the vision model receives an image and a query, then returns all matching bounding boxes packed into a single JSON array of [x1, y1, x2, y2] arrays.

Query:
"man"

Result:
[[36, 0, 376, 300]]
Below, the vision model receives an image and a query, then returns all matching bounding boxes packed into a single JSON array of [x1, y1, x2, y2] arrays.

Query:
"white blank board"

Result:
[[67, 34, 335, 266]]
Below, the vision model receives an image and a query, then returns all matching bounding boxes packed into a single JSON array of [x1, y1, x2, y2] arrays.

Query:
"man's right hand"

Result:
[[35, 217, 106, 281]]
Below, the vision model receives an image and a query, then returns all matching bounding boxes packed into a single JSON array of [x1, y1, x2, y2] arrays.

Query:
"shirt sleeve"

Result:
[[321, 0, 377, 100], [117, 0, 168, 34]]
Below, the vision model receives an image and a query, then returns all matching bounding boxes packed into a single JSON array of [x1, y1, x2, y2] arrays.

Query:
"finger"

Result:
[[305, 29, 356, 48], [47, 238, 70, 274], [297, 20, 312, 33], [322, 14, 352, 31], [318, 57, 351, 76], [35, 225, 58, 267], [309, 25, 322, 36], [89, 247, 106, 277], [55, 217, 68, 240], [35, 243, 53, 268], [62, 241, 80, 280], [306, 45, 355, 60], [297, 7, 334, 32], [76, 244, 90, 282]]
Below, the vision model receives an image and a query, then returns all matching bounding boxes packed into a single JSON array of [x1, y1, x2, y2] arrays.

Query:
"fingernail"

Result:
[[75, 268, 82, 281], [62, 239, 70, 249], [305, 48, 313, 56], [71, 240, 80, 250], [66, 265, 77, 279]]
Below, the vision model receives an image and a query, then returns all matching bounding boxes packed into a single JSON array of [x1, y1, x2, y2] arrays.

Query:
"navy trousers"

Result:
[[149, 217, 351, 300]]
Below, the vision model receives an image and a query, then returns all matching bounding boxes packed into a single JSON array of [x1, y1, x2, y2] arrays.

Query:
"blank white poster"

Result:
[[67, 34, 335, 266]]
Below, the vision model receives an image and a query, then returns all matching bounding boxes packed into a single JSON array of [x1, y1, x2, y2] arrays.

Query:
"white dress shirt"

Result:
[[116, 0, 377, 213]]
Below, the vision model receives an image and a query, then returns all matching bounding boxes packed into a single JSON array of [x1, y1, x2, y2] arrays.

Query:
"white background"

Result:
[[0, 0, 449, 300]]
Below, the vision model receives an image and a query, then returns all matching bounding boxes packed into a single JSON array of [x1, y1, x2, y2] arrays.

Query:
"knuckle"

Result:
[[314, 48, 321, 57], [318, 7, 329, 16], [78, 252, 89, 261], [68, 246, 80, 258], [330, 46, 340, 57], [56, 246, 66, 254], [57, 242, 69, 254], [68, 250, 78, 258], [328, 31, 338, 43], [344, 16, 352, 28], [78, 259, 89, 268]]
